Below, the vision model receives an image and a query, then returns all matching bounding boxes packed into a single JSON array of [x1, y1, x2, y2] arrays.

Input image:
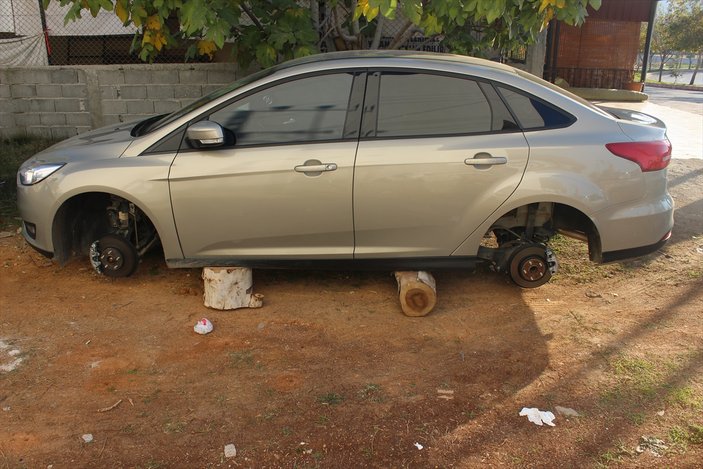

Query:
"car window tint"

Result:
[[497, 86, 573, 129], [376, 73, 491, 137], [479, 83, 519, 131], [208, 73, 354, 145]]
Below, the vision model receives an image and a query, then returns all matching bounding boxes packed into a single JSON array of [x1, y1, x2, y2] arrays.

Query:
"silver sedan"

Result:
[[17, 51, 674, 287]]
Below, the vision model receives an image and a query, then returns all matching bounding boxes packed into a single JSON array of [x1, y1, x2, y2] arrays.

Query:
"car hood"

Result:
[[27, 120, 141, 165]]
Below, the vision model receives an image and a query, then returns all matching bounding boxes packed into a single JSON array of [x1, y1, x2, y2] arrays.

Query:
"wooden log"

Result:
[[202, 267, 264, 310], [394, 271, 437, 317]]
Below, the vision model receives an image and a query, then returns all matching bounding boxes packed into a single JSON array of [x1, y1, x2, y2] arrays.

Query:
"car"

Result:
[[17, 51, 674, 287]]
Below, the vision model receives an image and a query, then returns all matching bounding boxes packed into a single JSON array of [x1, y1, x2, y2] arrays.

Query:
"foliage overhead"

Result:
[[45, 0, 602, 67]]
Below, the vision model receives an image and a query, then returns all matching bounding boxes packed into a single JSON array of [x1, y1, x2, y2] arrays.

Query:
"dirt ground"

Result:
[[1, 159, 702, 469]]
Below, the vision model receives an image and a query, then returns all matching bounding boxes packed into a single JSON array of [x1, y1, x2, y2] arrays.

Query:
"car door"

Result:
[[353, 71, 530, 258], [169, 71, 364, 260]]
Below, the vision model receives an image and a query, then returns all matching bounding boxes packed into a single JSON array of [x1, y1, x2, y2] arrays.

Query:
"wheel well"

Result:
[[487, 202, 602, 262], [52, 192, 159, 265]]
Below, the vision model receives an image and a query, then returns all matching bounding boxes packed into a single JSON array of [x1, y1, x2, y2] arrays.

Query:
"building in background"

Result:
[[544, 0, 659, 90]]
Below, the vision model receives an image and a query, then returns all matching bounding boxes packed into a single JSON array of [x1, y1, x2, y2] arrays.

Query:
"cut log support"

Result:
[[394, 271, 437, 317], [202, 267, 264, 310]]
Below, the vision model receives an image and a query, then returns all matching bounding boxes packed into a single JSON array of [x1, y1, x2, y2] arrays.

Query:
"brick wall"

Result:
[[0, 63, 240, 139]]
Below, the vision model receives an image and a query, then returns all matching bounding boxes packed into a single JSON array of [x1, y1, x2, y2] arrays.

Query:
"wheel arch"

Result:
[[454, 197, 604, 262], [51, 190, 163, 265]]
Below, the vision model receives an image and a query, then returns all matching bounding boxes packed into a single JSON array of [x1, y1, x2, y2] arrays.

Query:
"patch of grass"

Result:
[[549, 235, 637, 284], [628, 412, 646, 425], [357, 383, 384, 403], [162, 420, 186, 433], [281, 426, 293, 436], [596, 441, 630, 467], [667, 385, 702, 409], [228, 350, 254, 368], [0, 137, 57, 227], [669, 425, 690, 446], [686, 268, 703, 279], [611, 356, 659, 397], [318, 392, 344, 405], [688, 424, 703, 444]]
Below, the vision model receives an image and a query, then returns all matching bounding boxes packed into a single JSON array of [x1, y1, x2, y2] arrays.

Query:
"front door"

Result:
[[169, 72, 361, 260]]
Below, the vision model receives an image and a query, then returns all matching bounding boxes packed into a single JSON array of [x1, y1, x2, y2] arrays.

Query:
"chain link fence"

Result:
[[1, 2, 515, 67], [0, 0, 195, 66]]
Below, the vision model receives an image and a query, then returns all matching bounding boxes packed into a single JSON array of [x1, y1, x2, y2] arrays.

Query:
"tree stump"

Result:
[[394, 271, 437, 317], [202, 267, 264, 310]]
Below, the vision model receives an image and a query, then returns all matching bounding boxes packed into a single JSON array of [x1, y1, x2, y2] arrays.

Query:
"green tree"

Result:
[[650, 5, 677, 82], [45, 0, 602, 67], [666, 0, 703, 85]]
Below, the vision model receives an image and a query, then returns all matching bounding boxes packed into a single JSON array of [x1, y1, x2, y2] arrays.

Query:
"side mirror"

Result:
[[186, 121, 225, 148]]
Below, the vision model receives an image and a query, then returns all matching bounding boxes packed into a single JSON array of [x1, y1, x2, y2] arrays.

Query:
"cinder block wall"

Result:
[[0, 63, 240, 140]]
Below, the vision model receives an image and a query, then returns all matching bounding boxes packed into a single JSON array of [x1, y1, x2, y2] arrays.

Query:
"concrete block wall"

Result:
[[0, 63, 240, 139]]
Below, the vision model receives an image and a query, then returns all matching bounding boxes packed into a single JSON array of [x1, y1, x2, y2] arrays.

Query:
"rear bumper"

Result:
[[600, 231, 670, 263]]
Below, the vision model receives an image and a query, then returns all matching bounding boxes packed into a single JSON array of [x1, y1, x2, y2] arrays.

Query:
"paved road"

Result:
[[644, 86, 703, 116]]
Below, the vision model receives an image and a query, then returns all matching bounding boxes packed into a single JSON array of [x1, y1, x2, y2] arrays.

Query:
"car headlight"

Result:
[[18, 163, 65, 185]]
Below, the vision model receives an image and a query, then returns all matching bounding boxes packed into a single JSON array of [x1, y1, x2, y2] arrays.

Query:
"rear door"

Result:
[[353, 71, 530, 258]]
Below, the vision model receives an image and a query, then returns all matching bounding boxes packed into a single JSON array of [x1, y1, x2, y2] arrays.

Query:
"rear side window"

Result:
[[376, 73, 497, 137], [208, 73, 354, 146], [497, 86, 573, 130]]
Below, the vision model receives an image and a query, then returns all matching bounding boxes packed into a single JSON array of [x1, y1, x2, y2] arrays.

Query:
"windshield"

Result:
[[138, 67, 277, 135]]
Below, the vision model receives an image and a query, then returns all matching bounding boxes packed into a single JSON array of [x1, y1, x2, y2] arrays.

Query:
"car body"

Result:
[[17, 51, 674, 287]]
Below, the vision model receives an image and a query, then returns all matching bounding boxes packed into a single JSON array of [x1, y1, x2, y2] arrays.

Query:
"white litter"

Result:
[[224, 443, 237, 458], [414, 442, 424, 450], [519, 407, 556, 426], [81, 434, 94, 443], [193, 318, 213, 335]]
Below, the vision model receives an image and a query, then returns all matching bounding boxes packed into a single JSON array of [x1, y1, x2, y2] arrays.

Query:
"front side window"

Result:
[[376, 73, 495, 137], [208, 73, 354, 146]]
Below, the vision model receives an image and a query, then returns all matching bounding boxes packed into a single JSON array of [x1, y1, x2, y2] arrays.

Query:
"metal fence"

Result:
[[1, 2, 512, 67]]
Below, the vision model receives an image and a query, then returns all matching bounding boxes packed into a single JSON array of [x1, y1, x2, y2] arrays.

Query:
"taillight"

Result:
[[606, 140, 672, 172]]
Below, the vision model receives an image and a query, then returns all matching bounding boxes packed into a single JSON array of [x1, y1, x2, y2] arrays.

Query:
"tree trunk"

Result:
[[690, 52, 702, 86], [202, 267, 264, 310], [394, 271, 437, 317]]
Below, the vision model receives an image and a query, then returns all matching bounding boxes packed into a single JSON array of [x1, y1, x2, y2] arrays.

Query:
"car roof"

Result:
[[266, 50, 518, 74]]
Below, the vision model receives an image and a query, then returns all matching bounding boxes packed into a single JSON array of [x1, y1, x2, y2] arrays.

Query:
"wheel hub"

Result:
[[100, 247, 124, 271], [520, 257, 547, 282]]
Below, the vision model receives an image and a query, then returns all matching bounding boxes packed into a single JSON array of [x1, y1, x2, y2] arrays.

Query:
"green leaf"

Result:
[[98, 0, 113, 11], [400, 0, 422, 24], [255, 43, 277, 68]]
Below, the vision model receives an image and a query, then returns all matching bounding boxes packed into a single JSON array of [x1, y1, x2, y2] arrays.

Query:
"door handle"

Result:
[[294, 160, 338, 174], [464, 155, 507, 166]]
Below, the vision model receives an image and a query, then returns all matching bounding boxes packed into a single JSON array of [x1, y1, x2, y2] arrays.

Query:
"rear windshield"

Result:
[[515, 69, 612, 119]]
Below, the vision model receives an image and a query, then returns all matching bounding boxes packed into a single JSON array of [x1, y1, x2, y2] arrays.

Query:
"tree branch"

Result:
[[370, 16, 384, 49], [240, 2, 265, 33]]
